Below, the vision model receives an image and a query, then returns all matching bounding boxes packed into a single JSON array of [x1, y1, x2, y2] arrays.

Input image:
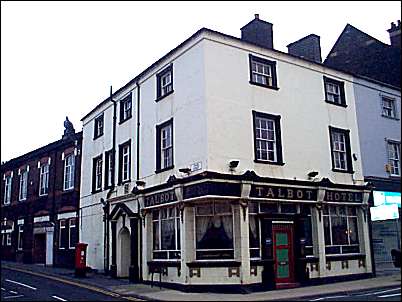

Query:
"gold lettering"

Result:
[[278, 188, 285, 198], [341, 193, 347, 201], [267, 188, 275, 198], [348, 193, 354, 202], [287, 189, 294, 199], [255, 186, 264, 197], [355, 193, 362, 202], [306, 190, 313, 200], [297, 190, 303, 199], [334, 193, 340, 201], [326, 191, 333, 201]]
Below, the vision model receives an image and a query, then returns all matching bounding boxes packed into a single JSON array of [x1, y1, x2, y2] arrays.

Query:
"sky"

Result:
[[1, 1, 401, 162]]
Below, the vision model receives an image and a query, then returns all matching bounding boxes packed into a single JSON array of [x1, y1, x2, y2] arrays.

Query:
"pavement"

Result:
[[1, 260, 401, 301]]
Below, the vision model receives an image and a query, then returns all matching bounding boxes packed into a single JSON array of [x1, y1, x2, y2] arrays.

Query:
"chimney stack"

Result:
[[287, 34, 322, 63], [387, 20, 401, 48], [241, 14, 274, 49]]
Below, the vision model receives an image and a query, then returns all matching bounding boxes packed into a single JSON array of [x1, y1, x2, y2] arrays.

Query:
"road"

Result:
[[288, 285, 401, 301], [1, 268, 136, 301]]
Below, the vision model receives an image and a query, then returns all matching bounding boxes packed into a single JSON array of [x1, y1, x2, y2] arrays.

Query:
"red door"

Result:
[[272, 223, 295, 285]]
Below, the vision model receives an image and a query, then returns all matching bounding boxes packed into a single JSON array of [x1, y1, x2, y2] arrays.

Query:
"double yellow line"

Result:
[[3, 266, 144, 301]]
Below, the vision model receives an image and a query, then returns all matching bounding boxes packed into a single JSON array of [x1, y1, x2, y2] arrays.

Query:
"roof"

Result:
[[324, 23, 401, 87], [1, 131, 82, 170], [82, 24, 401, 122]]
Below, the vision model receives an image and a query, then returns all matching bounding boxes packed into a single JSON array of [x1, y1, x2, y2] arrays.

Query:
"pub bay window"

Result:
[[156, 119, 173, 172], [329, 126, 353, 173], [64, 154, 75, 190], [323, 76, 346, 107], [253, 111, 283, 165], [19, 169, 28, 201], [323, 205, 359, 255], [249, 54, 278, 89], [4, 175, 12, 205], [94, 113, 104, 139], [152, 206, 180, 260], [387, 141, 400, 176], [39, 163, 49, 196], [156, 65, 173, 101], [195, 201, 234, 260]]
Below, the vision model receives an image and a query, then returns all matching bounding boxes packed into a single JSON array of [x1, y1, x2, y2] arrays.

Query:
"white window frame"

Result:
[[59, 219, 66, 249], [332, 131, 347, 170], [39, 164, 49, 196], [388, 141, 401, 176], [69, 217, 76, 249], [122, 145, 130, 182], [64, 154, 75, 191], [4, 175, 12, 205], [255, 116, 277, 162], [6, 233, 11, 246], [17, 224, 23, 250], [382, 96, 397, 118], [251, 60, 272, 86], [19, 170, 28, 201], [95, 157, 103, 190], [326, 82, 341, 104], [160, 71, 172, 96], [123, 97, 132, 121], [161, 124, 173, 169], [94, 114, 104, 138], [107, 152, 113, 187]]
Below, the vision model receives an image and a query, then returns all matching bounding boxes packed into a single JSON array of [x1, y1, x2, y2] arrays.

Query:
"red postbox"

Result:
[[75, 243, 88, 277]]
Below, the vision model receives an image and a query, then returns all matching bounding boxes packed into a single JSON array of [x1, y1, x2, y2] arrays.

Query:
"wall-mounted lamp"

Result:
[[229, 160, 240, 171], [179, 167, 191, 175], [136, 180, 146, 187], [308, 171, 319, 178]]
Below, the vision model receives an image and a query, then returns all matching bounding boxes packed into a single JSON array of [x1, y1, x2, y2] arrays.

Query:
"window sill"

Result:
[[63, 188, 75, 194], [39, 193, 49, 197], [155, 90, 174, 102], [91, 188, 102, 194], [155, 165, 174, 174], [254, 159, 285, 166], [119, 116, 132, 125], [332, 168, 354, 174], [324, 100, 347, 108], [381, 114, 399, 120], [93, 134, 104, 140], [187, 260, 240, 268], [249, 81, 279, 90], [148, 260, 181, 267]]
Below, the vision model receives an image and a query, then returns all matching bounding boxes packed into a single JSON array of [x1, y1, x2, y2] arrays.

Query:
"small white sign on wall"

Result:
[[190, 161, 202, 172]]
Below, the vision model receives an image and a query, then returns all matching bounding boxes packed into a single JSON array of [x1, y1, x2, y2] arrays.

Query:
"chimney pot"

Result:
[[255, 14, 259, 19]]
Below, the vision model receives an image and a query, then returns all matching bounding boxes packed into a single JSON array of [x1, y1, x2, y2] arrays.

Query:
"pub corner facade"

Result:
[[80, 16, 375, 289], [1, 124, 82, 268]]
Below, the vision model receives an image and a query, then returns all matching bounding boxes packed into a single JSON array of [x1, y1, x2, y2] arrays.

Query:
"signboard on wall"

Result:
[[373, 191, 401, 208], [370, 204, 400, 221]]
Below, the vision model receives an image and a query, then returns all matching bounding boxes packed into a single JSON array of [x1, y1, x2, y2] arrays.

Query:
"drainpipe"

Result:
[[104, 86, 117, 275], [136, 82, 142, 280]]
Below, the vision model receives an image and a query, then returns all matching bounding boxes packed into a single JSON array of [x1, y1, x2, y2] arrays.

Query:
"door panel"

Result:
[[273, 224, 294, 284]]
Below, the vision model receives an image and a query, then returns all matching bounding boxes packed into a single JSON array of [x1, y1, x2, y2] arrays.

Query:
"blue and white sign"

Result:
[[370, 204, 399, 221], [373, 191, 401, 208]]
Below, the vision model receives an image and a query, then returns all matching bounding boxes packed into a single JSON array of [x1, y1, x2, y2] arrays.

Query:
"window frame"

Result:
[[93, 113, 104, 139], [104, 150, 114, 189], [118, 140, 131, 185], [4, 175, 12, 205], [249, 54, 279, 90], [119, 93, 132, 124], [381, 96, 398, 119], [155, 118, 174, 173], [59, 219, 67, 249], [329, 126, 353, 174], [156, 64, 174, 102], [92, 154, 103, 193], [69, 217, 77, 249], [63, 154, 75, 191], [387, 140, 401, 177], [252, 111, 284, 165], [39, 163, 49, 196], [19, 169, 28, 201], [323, 76, 347, 107], [17, 224, 23, 250]]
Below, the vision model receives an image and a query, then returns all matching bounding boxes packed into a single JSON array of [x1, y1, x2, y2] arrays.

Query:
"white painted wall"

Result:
[[203, 34, 364, 185]]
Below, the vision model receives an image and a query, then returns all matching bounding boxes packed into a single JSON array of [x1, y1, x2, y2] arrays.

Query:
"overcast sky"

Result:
[[1, 1, 401, 162]]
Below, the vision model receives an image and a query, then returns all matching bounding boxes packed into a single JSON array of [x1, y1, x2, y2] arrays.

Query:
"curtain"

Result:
[[249, 215, 259, 248]]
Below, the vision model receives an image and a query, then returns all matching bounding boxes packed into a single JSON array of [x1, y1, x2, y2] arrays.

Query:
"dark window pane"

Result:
[[300, 204, 311, 215], [196, 250, 234, 260], [331, 216, 348, 245], [153, 251, 168, 259], [348, 217, 359, 244], [153, 221, 159, 250], [324, 216, 331, 245], [260, 203, 278, 214], [250, 249, 260, 258], [304, 246, 314, 256], [281, 203, 297, 213], [176, 218, 180, 250], [301, 217, 313, 246], [70, 226, 77, 248], [249, 215, 260, 249], [161, 218, 175, 250], [342, 245, 360, 254], [196, 215, 233, 250], [325, 246, 340, 254]]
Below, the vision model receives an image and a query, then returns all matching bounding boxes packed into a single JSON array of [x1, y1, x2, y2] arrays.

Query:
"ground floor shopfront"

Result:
[[107, 171, 373, 289]]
